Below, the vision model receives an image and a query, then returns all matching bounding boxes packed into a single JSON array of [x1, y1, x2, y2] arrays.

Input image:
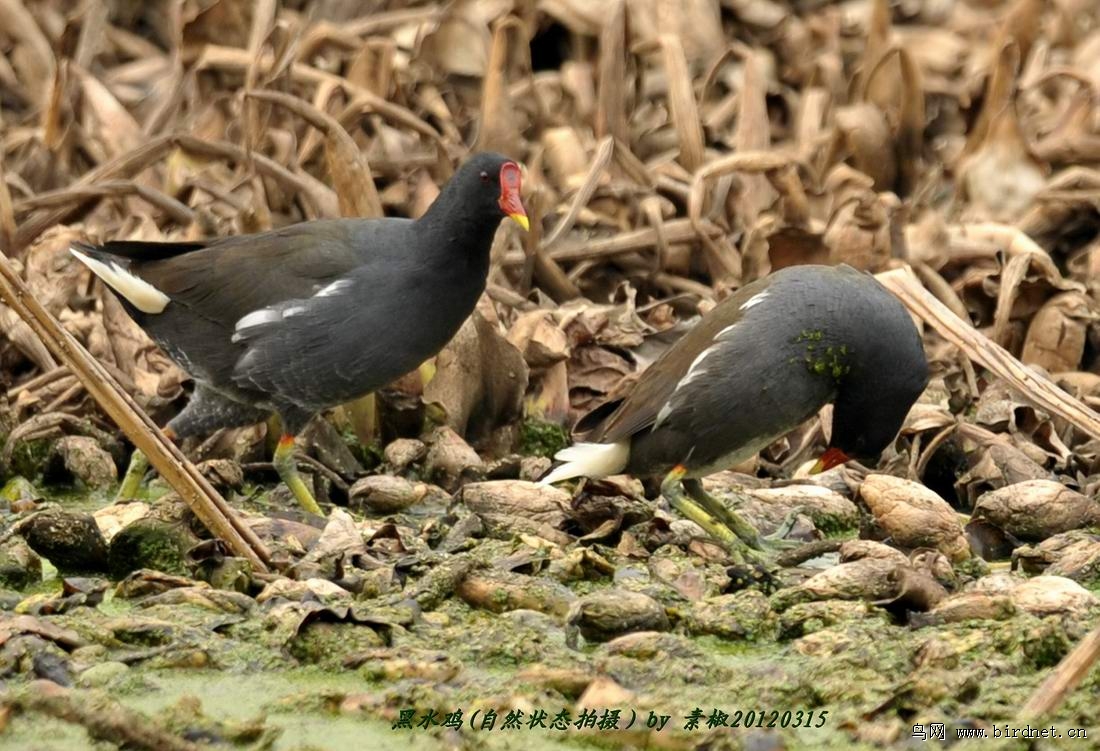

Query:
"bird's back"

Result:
[[597, 264, 916, 476]]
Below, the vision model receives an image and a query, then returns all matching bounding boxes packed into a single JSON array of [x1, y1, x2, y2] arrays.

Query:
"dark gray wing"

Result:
[[593, 276, 774, 442], [134, 220, 393, 330], [228, 224, 478, 408]]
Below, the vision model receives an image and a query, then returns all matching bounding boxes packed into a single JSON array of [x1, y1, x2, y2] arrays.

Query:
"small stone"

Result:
[[423, 426, 483, 490], [1, 476, 41, 505], [93, 502, 151, 544], [197, 459, 244, 490], [197, 557, 253, 593], [456, 570, 575, 616], [566, 589, 670, 644], [0, 537, 42, 589], [858, 474, 970, 562], [973, 573, 1100, 617], [20, 511, 109, 574], [779, 600, 885, 639], [771, 557, 899, 611], [348, 475, 445, 514], [46, 436, 117, 490], [77, 661, 130, 688], [742, 483, 860, 536], [107, 518, 200, 578], [839, 540, 910, 566], [975, 481, 1100, 541], [459, 480, 570, 538], [516, 664, 594, 697], [923, 592, 1016, 624], [383, 438, 427, 472], [520, 456, 552, 482], [686, 590, 777, 641]]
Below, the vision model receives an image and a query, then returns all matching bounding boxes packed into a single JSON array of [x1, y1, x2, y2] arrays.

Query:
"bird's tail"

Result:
[[539, 441, 630, 485], [70, 243, 170, 314]]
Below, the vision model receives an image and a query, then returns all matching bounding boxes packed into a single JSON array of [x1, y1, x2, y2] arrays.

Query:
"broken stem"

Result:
[[0, 251, 270, 572], [876, 266, 1100, 441]]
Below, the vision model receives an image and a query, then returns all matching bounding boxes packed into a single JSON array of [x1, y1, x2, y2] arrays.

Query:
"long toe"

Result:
[[760, 510, 805, 550], [661, 471, 773, 572]]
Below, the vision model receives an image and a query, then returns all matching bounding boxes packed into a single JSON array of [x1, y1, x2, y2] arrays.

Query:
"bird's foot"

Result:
[[116, 449, 150, 500], [681, 477, 767, 549], [661, 468, 770, 569], [761, 510, 804, 549], [273, 434, 325, 516]]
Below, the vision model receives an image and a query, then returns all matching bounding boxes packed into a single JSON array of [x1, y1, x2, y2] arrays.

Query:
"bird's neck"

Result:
[[416, 200, 499, 266]]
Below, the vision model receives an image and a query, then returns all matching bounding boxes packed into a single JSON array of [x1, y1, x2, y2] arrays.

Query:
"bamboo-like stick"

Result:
[[0, 253, 270, 572], [1020, 627, 1100, 718], [876, 266, 1100, 441]]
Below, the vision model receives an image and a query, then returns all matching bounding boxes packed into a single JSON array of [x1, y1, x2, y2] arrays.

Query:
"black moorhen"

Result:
[[542, 264, 929, 554], [72, 152, 528, 514]]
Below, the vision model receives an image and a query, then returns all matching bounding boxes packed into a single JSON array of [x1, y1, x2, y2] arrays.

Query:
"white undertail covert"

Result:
[[539, 441, 630, 485], [70, 248, 170, 314]]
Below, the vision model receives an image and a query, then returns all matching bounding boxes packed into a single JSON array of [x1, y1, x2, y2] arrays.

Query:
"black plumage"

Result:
[[543, 264, 929, 552], [73, 152, 527, 513]]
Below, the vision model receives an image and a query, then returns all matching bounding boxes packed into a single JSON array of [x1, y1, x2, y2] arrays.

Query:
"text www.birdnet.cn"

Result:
[[913, 723, 1089, 741]]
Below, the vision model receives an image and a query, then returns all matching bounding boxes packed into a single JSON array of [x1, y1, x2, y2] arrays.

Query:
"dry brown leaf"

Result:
[[423, 304, 529, 444], [420, 0, 503, 77], [506, 311, 569, 368], [958, 102, 1047, 220], [1020, 291, 1096, 373], [859, 474, 970, 562], [974, 480, 1100, 541]]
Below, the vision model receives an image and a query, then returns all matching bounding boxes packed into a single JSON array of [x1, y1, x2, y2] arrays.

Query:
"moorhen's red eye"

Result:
[[479, 171, 491, 183]]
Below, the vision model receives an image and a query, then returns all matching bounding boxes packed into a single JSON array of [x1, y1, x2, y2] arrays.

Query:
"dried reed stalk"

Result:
[[1020, 626, 1100, 719], [0, 252, 270, 571], [877, 266, 1100, 441]]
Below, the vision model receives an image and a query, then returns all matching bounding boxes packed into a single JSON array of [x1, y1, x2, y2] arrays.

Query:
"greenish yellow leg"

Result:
[[117, 449, 150, 500], [661, 466, 768, 566], [273, 434, 324, 516], [682, 477, 763, 549], [117, 426, 177, 501]]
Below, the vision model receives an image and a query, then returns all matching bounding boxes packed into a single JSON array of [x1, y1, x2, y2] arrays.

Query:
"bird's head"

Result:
[[811, 314, 929, 474], [454, 152, 529, 231]]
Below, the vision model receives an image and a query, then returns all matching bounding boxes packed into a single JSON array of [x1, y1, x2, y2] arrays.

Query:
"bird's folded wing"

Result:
[[592, 280, 770, 443], [131, 222, 370, 330]]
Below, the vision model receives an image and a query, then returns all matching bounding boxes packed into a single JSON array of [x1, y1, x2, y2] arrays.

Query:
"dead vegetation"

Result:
[[1, 0, 1100, 749]]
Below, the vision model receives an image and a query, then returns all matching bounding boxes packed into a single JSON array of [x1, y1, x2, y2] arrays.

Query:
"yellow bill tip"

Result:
[[509, 213, 530, 232]]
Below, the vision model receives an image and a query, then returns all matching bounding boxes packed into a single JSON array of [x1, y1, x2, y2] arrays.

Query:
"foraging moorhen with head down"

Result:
[[72, 152, 528, 515], [541, 264, 929, 555]]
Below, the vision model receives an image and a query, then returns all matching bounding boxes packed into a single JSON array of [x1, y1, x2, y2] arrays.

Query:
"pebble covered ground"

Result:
[[2, 0, 1100, 749]]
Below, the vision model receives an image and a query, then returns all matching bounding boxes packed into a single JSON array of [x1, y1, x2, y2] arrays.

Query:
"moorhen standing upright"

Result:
[[72, 152, 528, 515], [541, 264, 929, 555]]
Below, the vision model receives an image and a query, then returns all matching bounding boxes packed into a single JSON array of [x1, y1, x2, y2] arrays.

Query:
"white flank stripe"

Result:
[[316, 279, 352, 297], [70, 248, 170, 314], [716, 322, 738, 340], [235, 307, 281, 332], [678, 369, 706, 388], [669, 343, 716, 396], [687, 347, 712, 374], [653, 400, 674, 430], [740, 289, 770, 311], [283, 305, 307, 317], [539, 441, 630, 485]]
